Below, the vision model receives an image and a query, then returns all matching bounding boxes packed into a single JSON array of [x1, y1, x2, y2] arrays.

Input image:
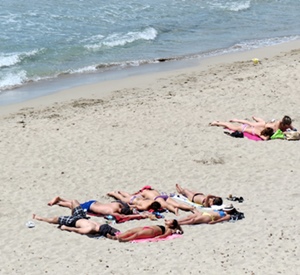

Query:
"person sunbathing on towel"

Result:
[[48, 196, 146, 221], [177, 205, 240, 225], [175, 183, 223, 207], [107, 191, 162, 212], [33, 199, 119, 237], [137, 188, 195, 215], [251, 115, 295, 132], [107, 219, 183, 242], [219, 115, 295, 133], [210, 120, 274, 140]]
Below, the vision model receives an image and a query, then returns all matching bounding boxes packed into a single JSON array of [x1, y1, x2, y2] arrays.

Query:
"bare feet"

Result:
[[175, 184, 184, 195], [32, 214, 41, 221], [48, 196, 61, 206]]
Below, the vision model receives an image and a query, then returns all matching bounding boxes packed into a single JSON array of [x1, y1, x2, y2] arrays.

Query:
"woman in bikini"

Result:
[[139, 188, 195, 215], [175, 184, 223, 207], [177, 205, 238, 225], [210, 120, 274, 140], [107, 219, 183, 242]]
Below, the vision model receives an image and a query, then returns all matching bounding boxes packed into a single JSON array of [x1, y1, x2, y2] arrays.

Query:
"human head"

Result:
[[212, 197, 223, 206], [120, 204, 133, 215], [279, 115, 292, 131], [149, 201, 161, 211], [261, 127, 274, 139], [165, 219, 183, 234]]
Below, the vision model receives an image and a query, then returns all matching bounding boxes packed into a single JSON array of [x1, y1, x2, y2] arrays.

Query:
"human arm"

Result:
[[252, 116, 265, 123], [154, 229, 172, 239], [208, 215, 230, 224], [60, 225, 93, 234], [113, 213, 148, 220]]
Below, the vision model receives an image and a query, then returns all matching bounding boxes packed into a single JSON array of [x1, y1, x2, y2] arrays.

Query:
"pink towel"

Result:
[[243, 132, 263, 141], [131, 234, 183, 243]]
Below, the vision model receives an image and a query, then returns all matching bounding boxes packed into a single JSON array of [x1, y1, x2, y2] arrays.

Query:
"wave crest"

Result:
[[84, 27, 158, 50]]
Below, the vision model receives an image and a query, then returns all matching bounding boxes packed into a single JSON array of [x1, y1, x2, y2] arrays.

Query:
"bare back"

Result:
[[90, 201, 122, 215]]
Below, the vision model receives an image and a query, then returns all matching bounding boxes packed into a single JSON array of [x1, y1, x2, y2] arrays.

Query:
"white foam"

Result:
[[85, 27, 158, 50], [212, 0, 251, 12], [0, 70, 27, 91], [0, 49, 41, 68]]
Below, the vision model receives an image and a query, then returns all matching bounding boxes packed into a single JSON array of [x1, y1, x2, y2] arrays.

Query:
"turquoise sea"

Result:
[[1, 0, 299, 105]]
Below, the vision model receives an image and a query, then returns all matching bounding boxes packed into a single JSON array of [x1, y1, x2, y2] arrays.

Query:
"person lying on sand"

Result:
[[33, 199, 119, 237], [228, 115, 295, 132], [48, 196, 147, 221], [210, 120, 274, 140], [175, 183, 223, 207], [107, 191, 162, 212], [177, 205, 242, 225], [107, 219, 183, 242], [134, 188, 195, 215]]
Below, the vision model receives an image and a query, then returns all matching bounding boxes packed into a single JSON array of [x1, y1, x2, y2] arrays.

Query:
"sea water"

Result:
[[0, 0, 299, 105]]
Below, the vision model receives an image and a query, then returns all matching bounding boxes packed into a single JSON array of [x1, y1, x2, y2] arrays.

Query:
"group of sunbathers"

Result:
[[210, 115, 297, 140], [33, 184, 244, 242]]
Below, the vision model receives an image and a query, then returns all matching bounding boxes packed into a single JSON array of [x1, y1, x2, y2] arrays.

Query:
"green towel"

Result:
[[271, 129, 285, 140]]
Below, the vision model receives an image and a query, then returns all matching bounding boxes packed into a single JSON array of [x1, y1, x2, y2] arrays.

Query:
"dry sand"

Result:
[[1, 41, 300, 274]]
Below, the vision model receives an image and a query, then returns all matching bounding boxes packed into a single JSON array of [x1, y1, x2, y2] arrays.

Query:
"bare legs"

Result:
[[47, 196, 72, 209], [210, 121, 243, 132], [176, 184, 202, 201], [34, 199, 80, 224], [166, 197, 194, 212], [32, 214, 59, 224]]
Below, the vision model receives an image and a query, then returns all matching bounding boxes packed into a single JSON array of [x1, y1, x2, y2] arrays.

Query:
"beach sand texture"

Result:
[[0, 43, 300, 274]]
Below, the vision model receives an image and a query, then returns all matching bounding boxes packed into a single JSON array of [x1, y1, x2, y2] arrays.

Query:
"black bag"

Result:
[[224, 131, 244, 138]]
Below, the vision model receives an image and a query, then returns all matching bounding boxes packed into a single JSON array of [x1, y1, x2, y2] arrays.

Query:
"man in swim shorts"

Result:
[[33, 200, 119, 237], [48, 196, 147, 221]]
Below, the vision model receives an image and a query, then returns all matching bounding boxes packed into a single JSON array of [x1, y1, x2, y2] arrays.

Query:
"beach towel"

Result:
[[171, 194, 224, 211], [224, 130, 262, 141], [271, 129, 285, 140], [130, 234, 183, 243]]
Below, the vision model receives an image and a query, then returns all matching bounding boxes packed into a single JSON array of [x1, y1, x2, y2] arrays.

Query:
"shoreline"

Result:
[[1, 36, 300, 274], [1, 39, 300, 117]]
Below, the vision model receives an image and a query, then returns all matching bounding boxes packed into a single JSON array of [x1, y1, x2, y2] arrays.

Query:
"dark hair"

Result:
[[213, 197, 223, 206], [149, 201, 161, 211], [282, 115, 292, 126], [169, 219, 183, 234], [279, 116, 292, 131], [120, 204, 133, 215], [261, 127, 274, 139]]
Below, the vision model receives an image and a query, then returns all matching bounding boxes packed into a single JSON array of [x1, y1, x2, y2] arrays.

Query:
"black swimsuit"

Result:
[[157, 225, 165, 234]]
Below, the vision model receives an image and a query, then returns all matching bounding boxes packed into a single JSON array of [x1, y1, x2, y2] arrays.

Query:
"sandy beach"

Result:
[[1, 41, 300, 274]]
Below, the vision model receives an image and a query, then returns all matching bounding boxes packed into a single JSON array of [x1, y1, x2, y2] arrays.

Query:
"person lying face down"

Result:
[[107, 219, 183, 242], [47, 196, 148, 221], [177, 205, 243, 225], [107, 191, 162, 212], [33, 200, 119, 237], [175, 183, 223, 207], [210, 120, 274, 140], [134, 188, 195, 216]]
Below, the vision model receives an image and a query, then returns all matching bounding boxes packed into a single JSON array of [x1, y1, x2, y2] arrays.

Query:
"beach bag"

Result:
[[224, 131, 244, 138], [285, 131, 300, 141]]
